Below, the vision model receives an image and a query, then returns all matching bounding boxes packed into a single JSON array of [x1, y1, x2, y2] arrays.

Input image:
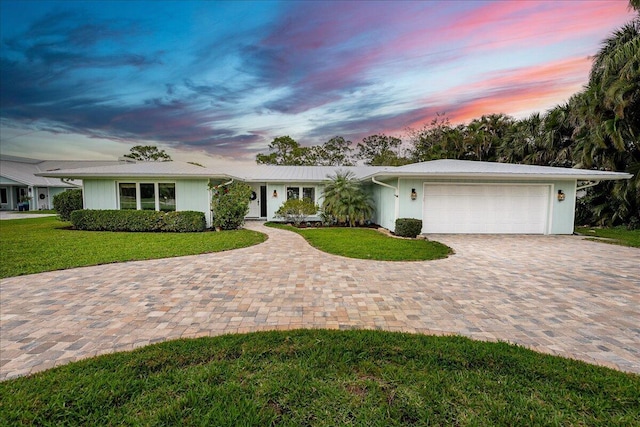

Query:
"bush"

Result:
[[210, 182, 252, 230], [53, 189, 83, 221], [275, 198, 319, 226], [395, 218, 423, 238], [70, 210, 206, 232]]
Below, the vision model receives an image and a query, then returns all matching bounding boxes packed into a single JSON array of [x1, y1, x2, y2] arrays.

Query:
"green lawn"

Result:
[[1, 330, 638, 426], [0, 217, 266, 278], [575, 226, 640, 248], [267, 223, 452, 261]]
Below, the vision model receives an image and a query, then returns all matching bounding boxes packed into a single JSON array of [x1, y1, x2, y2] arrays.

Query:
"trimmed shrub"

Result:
[[53, 189, 83, 221], [210, 182, 252, 230], [395, 218, 423, 238], [70, 210, 206, 232], [161, 211, 207, 232], [275, 198, 319, 226]]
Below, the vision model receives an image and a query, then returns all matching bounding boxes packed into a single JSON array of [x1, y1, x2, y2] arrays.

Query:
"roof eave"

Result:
[[368, 172, 633, 180]]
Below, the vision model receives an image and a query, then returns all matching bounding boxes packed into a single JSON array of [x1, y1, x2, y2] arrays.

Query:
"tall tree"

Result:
[[570, 16, 640, 226], [356, 134, 410, 166], [256, 136, 313, 165], [408, 115, 463, 162], [312, 136, 355, 166], [123, 145, 172, 161]]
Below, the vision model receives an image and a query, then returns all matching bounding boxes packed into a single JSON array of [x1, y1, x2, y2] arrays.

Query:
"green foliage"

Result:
[[268, 223, 451, 261], [256, 135, 356, 166], [123, 145, 172, 162], [256, 136, 313, 165], [70, 210, 206, 232], [356, 134, 410, 165], [322, 170, 374, 227], [2, 330, 638, 426], [395, 218, 423, 238], [308, 136, 355, 166], [0, 216, 266, 278], [275, 198, 319, 226], [575, 226, 640, 247], [210, 181, 252, 230], [52, 189, 83, 221]]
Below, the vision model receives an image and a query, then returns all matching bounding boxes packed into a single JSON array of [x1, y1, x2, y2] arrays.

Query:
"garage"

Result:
[[422, 183, 550, 234]]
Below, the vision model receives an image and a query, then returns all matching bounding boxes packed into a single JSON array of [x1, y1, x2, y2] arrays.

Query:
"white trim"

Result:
[[116, 180, 176, 212]]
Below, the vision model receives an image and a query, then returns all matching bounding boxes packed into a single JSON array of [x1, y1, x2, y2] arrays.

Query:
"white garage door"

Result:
[[422, 184, 550, 234]]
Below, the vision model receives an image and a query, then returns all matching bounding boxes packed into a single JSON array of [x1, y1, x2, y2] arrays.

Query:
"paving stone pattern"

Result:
[[1, 222, 639, 380]]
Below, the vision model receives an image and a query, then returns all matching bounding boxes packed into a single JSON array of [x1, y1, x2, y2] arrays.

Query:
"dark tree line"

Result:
[[256, 6, 639, 227]]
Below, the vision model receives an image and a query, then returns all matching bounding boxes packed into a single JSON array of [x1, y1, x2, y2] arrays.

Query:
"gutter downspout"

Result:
[[576, 180, 600, 191], [371, 177, 399, 231]]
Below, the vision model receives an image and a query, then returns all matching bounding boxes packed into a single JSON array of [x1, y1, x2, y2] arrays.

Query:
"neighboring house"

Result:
[[0, 155, 126, 211], [38, 159, 632, 234]]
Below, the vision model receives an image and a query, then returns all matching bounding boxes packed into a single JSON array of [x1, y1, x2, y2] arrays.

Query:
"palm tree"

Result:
[[570, 16, 640, 227], [322, 171, 373, 227]]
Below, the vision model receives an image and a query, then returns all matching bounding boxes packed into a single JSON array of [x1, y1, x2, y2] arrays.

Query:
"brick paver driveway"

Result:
[[1, 222, 638, 380]]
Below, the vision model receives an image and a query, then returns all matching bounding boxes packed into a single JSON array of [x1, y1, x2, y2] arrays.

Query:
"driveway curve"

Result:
[[1, 222, 639, 380]]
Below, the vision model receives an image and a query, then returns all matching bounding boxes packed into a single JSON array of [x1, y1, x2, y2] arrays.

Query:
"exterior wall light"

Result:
[[557, 190, 565, 201], [273, 190, 278, 198], [410, 188, 417, 200]]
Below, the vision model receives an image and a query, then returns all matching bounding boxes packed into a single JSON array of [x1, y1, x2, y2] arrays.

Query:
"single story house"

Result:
[[0, 155, 126, 211], [38, 159, 632, 234]]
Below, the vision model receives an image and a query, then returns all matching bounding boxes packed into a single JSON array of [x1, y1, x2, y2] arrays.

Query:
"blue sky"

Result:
[[0, 0, 635, 164]]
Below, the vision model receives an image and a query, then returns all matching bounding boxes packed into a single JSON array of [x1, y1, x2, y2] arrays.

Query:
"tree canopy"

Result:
[[123, 145, 172, 162]]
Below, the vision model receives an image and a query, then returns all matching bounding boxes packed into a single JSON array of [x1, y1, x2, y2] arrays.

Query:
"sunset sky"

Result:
[[0, 0, 636, 165]]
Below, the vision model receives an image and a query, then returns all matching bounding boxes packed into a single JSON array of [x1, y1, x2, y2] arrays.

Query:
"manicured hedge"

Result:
[[70, 210, 206, 232], [395, 218, 423, 238], [53, 189, 83, 221]]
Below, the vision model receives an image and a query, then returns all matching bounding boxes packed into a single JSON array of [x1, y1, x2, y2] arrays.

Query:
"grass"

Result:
[[267, 223, 452, 261], [575, 226, 640, 248], [1, 329, 638, 426], [0, 216, 266, 278]]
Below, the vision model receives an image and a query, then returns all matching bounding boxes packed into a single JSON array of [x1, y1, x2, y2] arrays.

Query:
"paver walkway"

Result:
[[1, 222, 639, 380]]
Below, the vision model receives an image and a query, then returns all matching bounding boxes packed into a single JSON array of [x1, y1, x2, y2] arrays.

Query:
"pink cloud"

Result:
[[375, 56, 593, 134], [445, 0, 634, 52]]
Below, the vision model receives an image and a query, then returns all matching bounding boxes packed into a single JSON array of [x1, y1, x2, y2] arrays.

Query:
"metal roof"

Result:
[[222, 165, 388, 182], [36, 160, 229, 179], [1, 156, 124, 187], [34, 158, 633, 182], [363, 159, 633, 181]]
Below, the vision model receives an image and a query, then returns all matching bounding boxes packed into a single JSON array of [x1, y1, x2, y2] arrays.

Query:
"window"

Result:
[[140, 183, 155, 210], [118, 182, 176, 212], [287, 186, 316, 202], [286, 187, 300, 200], [302, 187, 315, 202], [158, 183, 176, 212], [119, 183, 137, 210], [0, 188, 7, 204]]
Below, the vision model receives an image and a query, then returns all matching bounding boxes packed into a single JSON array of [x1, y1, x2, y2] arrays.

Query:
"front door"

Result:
[[37, 187, 49, 210], [247, 184, 261, 218]]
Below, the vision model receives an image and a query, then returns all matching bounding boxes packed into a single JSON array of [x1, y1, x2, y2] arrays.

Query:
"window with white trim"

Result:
[[286, 186, 315, 202], [118, 182, 176, 211]]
